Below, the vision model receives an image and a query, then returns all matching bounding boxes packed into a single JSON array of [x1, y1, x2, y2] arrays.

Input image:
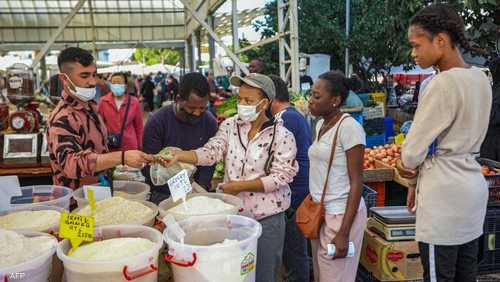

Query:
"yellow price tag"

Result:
[[59, 213, 94, 255], [395, 133, 406, 146], [87, 188, 96, 216]]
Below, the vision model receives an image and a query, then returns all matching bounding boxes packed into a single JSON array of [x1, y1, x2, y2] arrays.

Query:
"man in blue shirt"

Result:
[[142, 72, 218, 204], [269, 75, 312, 282]]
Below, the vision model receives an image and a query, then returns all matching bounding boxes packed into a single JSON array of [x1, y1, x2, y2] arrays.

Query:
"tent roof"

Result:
[[0, 0, 185, 51], [0, 0, 265, 52]]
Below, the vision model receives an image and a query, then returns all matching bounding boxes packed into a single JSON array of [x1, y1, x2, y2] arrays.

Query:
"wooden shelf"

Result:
[[0, 166, 52, 177]]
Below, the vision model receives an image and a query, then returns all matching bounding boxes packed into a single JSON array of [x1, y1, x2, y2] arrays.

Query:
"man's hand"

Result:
[[331, 233, 349, 259], [396, 159, 418, 179], [407, 186, 416, 213], [125, 150, 153, 168]]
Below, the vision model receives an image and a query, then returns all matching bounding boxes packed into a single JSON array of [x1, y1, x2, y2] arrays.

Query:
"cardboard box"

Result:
[[360, 229, 423, 281]]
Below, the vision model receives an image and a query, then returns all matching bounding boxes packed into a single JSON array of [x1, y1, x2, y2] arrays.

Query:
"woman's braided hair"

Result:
[[410, 4, 486, 55]]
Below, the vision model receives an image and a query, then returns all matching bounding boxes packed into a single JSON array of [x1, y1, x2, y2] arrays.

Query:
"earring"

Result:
[[332, 104, 336, 107]]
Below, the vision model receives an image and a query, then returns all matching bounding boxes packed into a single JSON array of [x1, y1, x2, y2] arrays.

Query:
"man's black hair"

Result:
[[57, 47, 94, 72], [178, 72, 210, 100], [410, 4, 485, 55], [269, 75, 289, 102]]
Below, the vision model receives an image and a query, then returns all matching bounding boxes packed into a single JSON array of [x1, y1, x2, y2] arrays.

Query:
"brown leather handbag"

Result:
[[296, 116, 347, 239]]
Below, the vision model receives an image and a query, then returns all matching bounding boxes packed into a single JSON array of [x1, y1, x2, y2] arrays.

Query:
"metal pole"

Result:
[[180, 0, 249, 75], [232, 0, 240, 76], [191, 33, 198, 72], [87, 0, 98, 59], [278, 0, 286, 80], [184, 39, 190, 73], [32, 0, 87, 68], [289, 0, 300, 92], [208, 15, 216, 71], [345, 0, 350, 76]]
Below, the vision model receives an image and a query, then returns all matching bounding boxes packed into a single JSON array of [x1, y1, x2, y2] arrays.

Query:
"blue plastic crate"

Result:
[[478, 207, 500, 275], [362, 185, 377, 211], [350, 111, 364, 126], [366, 134, 386, 148]]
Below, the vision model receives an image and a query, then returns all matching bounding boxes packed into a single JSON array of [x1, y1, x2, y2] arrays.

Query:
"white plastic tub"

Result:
[[164, 215, 262, 282], [10, 185, 73, 211], [0, 231, 58, 282], [0, 205, 66, 234], [73, 200, 158, 227], [158, 193, 243, 221], [73, 181, 151, 208], [57, 225, 164, 282]]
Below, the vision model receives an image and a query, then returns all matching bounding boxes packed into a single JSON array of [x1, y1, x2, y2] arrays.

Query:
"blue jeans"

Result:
[[283, 208, 311, 282]]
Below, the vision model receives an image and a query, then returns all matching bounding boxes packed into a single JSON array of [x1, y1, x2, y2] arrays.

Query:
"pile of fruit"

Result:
[[481, 166, 499, 176], [364, 144, 401, 169]]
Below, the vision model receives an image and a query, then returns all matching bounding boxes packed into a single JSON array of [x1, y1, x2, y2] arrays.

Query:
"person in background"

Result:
[[141, 75, 156, 111], [206, 70, 218, 95], [49, 74, 64, 98], [269, 75, 312, 282], [307, 71, 367, 282], [412, 81, 421, 103], [206, 69, 219, 115], [135, 75, 142, 97], [167, 75, 179, 101], [397, 4, 491, 281], [481, 57, 500, 161], [47, 47, 151, 189], [165, 73, 298, 282], [249, 58, 265, 74], [160, 78, 169, 103], [342, 75, 363, 109], [127, 72, 137, 97], [142, 72, 218, 204], [98, 72, 144, 151], [93, 74, 109, 103], [154, 71, 163, 86]]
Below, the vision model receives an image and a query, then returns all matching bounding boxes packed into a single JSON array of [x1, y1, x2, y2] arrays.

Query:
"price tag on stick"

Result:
[[167, 169, 192, 203], [59, 213, 94, 255]]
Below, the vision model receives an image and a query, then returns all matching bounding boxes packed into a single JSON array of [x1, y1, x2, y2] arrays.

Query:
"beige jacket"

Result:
[[402, 67, 492, 245]]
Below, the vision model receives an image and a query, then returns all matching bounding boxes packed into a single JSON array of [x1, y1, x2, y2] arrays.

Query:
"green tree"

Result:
[[247, 0, 499, 89], [133, 48, 181, 65]]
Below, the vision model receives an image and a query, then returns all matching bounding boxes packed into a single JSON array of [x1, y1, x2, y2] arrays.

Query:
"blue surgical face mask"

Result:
[[110, 84, 126, 97]]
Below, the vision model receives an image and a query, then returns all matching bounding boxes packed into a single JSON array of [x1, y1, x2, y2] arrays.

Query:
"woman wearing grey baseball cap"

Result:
[[164, 73, 299, 282]]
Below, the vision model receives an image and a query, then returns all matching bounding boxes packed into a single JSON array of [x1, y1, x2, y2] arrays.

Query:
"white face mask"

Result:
[[237, 100, 264, 122], [63, 73, 96, 102]]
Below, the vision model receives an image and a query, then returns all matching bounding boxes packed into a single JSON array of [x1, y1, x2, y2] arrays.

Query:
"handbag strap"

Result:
[[118, 95, 132, 147], [319, 115, 348, 205]]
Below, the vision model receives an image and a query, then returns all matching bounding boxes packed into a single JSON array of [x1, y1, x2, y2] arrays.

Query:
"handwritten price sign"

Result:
[[167, 169, 192, 202], [59, 213, 94, 253]]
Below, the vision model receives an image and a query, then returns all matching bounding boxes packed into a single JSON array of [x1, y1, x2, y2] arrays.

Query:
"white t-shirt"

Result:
[[308, 114, 366, 215], [115, 99, 124, 109]]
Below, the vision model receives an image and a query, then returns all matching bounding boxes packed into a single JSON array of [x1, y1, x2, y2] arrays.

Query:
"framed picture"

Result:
[[3, 134, 38, 159]]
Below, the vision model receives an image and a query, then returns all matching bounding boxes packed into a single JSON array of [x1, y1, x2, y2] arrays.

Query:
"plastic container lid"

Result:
[[158, 193, 243, 221], [73, 181, 151, 208], [10, 185, 73, 211], [370, 206, 416, 225]]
